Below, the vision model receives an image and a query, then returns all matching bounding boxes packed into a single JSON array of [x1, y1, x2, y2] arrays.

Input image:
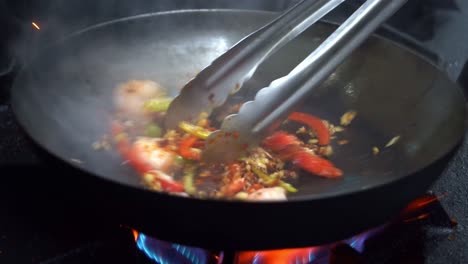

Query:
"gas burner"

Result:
[[134, 231, 223, 264], [130, 194, 455, 264], [132, 227, 382, 264], [233, 225, 383, 264]]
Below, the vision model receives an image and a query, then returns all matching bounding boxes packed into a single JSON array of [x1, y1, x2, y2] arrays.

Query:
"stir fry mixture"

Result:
[[109, 80, 354, 201]]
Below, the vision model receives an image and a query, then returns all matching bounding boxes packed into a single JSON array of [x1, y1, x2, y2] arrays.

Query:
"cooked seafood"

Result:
[[110, 80, 350, 201]]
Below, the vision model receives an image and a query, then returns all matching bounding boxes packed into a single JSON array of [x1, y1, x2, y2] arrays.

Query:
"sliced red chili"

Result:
[[262, 131, 342, 178], [222, 179, 245, 197], [157, 177, 185, 192], [111, 121, 131, 155], [192, 140, 206, 148], [178, 136, 201, 160], [292, 150, 343, 178], [288, 112, 330, 145], [146, 171, 185, 193], [247, 184, 264, 193], [262, 131, 301, 152]]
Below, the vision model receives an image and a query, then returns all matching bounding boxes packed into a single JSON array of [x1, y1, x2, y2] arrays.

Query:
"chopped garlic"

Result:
[[296, 126, 308, 134], [320, 146, 334, 157], [340, 110, 357, 126], [334, 126, 345, 133], [70, 158, 83, 164], [338, 140, 349, 145], [385, 136, 401, 148], [372, 147, 380, 155]]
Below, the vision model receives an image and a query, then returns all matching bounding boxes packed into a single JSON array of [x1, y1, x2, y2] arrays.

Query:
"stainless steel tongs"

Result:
[[165, 0, 407, 163]]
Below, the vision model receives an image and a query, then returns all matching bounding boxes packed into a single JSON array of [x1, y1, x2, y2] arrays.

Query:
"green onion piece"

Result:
[[178, 121, 211, 139], [144, 123, 162, 137], [279, 182, 298, 193], [175, 155, 194, 167], [251, 167, 276, 185], [143, 97, 173, 112], [251, 167, 297, 193], [251, 167, 270, 182], [183, 171, 196, 195]]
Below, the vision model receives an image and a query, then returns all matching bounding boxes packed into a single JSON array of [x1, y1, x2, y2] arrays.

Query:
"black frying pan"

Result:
[[10, 10, 466, 250]]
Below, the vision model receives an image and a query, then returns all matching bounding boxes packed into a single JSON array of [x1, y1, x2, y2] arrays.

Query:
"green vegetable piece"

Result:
[[251, 167, 270, 182], [145, 123, 162, 137], [175, 155, 185, 166], [183, 171, 196, 195], [178, 121, 211, 139], [143, 97, 173, 112], [176, 156, 195, 167], [279, 182, 298, 193], [252, 166, 297, 193]]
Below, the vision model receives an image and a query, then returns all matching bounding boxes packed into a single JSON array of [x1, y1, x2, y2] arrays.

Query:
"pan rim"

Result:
[[10, 9, 467, 205]]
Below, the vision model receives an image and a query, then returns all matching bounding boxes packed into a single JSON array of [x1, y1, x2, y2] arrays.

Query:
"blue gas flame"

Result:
[[136, 233, 222, 264], [135, 224, 385, 264]]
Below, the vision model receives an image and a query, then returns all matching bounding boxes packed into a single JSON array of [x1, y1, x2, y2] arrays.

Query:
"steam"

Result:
[[6, 0, 300, 187], [3, 0, 298, 67], [0, 0, 305, 79]]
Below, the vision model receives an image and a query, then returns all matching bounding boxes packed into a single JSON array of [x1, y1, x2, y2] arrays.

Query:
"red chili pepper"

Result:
[[192, 141, 206, 148], [247, 184, 264, 193], [291, 150, 343, 178], [146, 171, 185, 193], [222, 179, 245, 196], [262, 131, 301, 152], [263, 131, 342, 178], [111, 121, 131, 155], [159, 179, 185, 192], [288, 112, 330, 145], [178, 136, 201, 160]]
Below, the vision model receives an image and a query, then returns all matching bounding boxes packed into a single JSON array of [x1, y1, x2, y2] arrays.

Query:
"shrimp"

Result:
[[128, 137, 177, 173], [114, 80, 166, 121], [247, 187, 287, 201]]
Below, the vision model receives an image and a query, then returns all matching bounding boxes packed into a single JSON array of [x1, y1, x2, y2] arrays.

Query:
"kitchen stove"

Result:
[[1, 154, 463, 264], [2, 0, 468, 263], [0, 74, 466, 264], [126, 194, 454, 264]]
